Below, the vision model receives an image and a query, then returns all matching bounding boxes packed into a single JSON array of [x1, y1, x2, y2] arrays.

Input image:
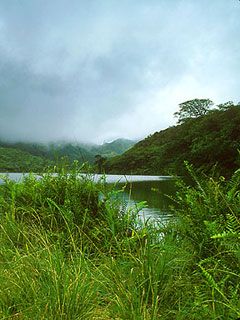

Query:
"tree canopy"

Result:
[[174, 98, 214, 124]]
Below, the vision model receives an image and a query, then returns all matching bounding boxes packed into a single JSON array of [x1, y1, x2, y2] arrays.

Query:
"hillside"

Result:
[[90, 138, 135, 157], [106, 106, 240, 177], [0, 138, 135, 172], [0, 147, 51, 172]]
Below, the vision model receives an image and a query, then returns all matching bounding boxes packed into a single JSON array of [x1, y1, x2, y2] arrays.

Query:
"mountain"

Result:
[[0, 138, 136, 172], [90, 138, 135, 158], [0, 146, 51, 172], [0, 141, 95, 163], [46, 143, 96, 163], [106, 106, 240, 177]]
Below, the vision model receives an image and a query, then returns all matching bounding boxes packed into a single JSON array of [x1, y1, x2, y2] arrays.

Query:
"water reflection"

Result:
[[108, 179, 177, 224]]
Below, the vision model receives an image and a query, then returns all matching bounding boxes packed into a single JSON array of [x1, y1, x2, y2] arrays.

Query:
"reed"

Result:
[[0, 163, 239, 319]]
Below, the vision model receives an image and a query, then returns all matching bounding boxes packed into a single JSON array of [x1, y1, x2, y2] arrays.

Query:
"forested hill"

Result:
[[0, 138, 135, 172], [106, 105, 240, 177], [90, 138, 135, 157], [0, 147, 51, 172]]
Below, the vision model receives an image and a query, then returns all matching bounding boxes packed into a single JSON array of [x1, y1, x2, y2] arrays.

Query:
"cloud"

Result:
[[0, 0, 239, 143]]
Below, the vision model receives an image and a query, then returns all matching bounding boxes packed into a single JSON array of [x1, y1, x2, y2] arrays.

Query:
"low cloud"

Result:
[[0, 0, 239, 143]]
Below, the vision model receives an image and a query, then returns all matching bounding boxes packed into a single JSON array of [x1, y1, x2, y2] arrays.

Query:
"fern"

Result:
[[226, 168, 240, 201], [225, 213, 240, 232], [198, 259, 240, 317]]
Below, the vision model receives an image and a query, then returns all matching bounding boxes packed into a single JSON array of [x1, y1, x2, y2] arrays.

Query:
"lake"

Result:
[[0, 173, 177, 223], [105, 177, 177, 225]]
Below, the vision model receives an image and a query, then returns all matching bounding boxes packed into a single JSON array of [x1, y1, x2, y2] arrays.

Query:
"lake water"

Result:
[[106, 178, 176, 225], [0, 173, 177, 224]]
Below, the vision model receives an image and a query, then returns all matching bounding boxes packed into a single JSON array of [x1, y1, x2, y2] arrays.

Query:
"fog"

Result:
[[0, 0, 239, 143]]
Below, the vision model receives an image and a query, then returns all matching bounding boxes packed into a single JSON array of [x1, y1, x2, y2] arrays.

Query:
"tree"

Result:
[[217, 101, 234, 111], [216, 101, 240, 111], [174, 98, 214, 124], [94, 154, 106, 173]]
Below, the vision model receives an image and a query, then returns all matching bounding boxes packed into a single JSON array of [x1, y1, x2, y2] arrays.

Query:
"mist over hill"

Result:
[[0, 138, 135, 172]]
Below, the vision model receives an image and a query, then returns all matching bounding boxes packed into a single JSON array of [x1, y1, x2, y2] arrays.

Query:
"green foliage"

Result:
[[107, 104, 240, 178], [94, 154, 107, 173], [174, 98, 214, 124], [0, 164, 239, 319], [91, 138, 135, 158], [0, 139, 136, 173], [217, 100, 240, 111], [0, 146, 51, 172], [171, 164, 240, 318]]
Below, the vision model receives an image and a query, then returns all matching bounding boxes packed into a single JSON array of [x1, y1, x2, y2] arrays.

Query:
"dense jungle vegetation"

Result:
[[0, 146, 51, 172], [0, 163, 239, 319], [0, 138, 134, 172], [107, 102, 240, 178]]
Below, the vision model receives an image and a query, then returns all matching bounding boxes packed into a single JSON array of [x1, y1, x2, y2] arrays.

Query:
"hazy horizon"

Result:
[[0, 0, 239, 144], [0, 136, 138, 146]]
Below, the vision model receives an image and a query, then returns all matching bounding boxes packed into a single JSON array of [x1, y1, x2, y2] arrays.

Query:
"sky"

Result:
[[0, 0, 239, 144]]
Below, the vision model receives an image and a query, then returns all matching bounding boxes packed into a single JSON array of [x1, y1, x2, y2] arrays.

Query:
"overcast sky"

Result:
[[0, 0, 239, 143]]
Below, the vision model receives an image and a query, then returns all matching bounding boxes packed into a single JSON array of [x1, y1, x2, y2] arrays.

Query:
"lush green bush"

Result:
[[170, 163, 240, 318], [0, 164, 239, 319]]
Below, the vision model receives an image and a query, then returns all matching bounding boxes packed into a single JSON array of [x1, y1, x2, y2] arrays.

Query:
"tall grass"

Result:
[[0, 228, 97, 319], [0, 163, 239, 319]]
